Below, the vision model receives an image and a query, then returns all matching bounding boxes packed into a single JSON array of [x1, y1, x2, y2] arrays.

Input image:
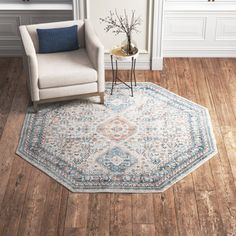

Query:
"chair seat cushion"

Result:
[[37, 49, 97, 89]]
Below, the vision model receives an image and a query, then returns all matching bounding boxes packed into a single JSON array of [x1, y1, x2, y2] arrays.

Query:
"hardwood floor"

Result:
[[0, 58, 235, 236]]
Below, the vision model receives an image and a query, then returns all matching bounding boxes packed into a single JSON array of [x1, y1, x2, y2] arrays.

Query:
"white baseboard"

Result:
[[151, 57, 163, 70], [163, 49, 236, 57]]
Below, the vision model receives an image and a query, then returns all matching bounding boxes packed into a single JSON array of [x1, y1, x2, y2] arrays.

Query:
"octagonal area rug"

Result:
[[16, 83, 217, 192]]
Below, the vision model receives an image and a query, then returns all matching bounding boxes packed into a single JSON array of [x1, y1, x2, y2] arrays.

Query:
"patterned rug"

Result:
[[17, 83, 217, 192]]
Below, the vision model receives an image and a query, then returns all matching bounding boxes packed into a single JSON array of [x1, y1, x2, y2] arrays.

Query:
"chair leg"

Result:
[[33, 102, 38, 113], [100, 92, 105, 104]]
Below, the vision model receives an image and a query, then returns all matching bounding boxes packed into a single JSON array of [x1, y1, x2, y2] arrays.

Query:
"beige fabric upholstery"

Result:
[[20, 26, 39, 101], [19, 20, 104, 104], [39, 82, 98, 100], [38, 49, 97, 89], [85, 20, 104, 93]]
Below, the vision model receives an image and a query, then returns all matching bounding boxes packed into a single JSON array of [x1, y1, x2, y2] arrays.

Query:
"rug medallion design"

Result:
[[17, 83, 217, 192]]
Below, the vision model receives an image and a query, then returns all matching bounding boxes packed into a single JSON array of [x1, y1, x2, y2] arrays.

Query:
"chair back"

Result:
[[26, 20, 85, 53]]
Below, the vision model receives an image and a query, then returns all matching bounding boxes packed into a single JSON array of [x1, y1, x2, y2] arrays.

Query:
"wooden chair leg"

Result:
[[100, 92, 105, 104]]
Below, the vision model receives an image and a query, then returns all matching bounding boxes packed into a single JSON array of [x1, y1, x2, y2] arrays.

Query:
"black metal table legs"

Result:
[[110, 55, 137, 97]]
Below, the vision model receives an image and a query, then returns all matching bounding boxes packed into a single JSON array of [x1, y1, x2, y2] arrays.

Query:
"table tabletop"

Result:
[[110, 47, 139, 62]]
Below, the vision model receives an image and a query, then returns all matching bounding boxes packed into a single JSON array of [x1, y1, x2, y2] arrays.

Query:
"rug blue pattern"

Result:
[[16, 83, 217, 192]]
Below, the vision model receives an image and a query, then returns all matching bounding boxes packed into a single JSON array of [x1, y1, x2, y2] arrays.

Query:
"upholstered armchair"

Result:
[[19, 20, 105, 111]]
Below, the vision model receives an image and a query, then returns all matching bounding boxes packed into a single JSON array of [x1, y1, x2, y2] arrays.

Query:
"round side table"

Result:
[[110, 47, 139, 97]]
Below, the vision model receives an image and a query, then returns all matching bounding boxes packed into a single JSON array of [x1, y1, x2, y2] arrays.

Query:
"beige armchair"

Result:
[[19, 20, 105, 111]]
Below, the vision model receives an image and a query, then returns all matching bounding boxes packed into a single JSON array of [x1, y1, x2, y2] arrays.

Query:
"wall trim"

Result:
[[164, 48, 236, 57], [151, 0, 164, 70], [151, 57, 164, 70]]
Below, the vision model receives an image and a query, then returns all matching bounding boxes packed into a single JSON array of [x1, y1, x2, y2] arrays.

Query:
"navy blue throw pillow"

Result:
[[37, 25, 79, 53]]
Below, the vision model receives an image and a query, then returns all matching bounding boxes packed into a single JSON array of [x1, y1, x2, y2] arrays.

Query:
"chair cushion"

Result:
[[37, 25, 79, 54], [37, 49, 97, 89]]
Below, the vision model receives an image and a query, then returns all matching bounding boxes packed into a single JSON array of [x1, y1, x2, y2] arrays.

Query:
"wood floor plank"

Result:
[[17, 169, 49, 236], [110, 194, 132, 236], [0, 58, 22, 140], [166, 58, 201, 236], [221, 126, 236, 184], [63, 227, 86, 236], [217, 59, 236, 121], [219, 59, 236, 116], [187, 58, 226, 236], [0, 72, 29, 218], [58, 188, 69, 236], [0, 72, 26, 204], [0, 57, 11, 136], [153, 189, 178, 236], [65, 193, 89, 228], [163, 58, 177, 93], [39, 180, 63, 236], [132, 224, 155, 236], [173, 176, 202, 236], [218, 59, 236, 184], [0, 72, 30, 236], [86, 193, 110, 236], [203, 59, 236, 127], [200, 59, 236, 235], [205, 127, 236, 235], [0, 157, 31, 236], [132, 194, 155, 224]]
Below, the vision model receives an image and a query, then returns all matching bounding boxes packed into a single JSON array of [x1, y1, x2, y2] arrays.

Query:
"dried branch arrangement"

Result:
[[100, 9, 142, 55], [100, 9, 142, 36]]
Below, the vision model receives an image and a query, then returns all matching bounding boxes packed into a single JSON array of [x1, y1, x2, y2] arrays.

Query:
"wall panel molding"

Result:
[[215, 17, 236, 40], [0, 15, 21, 40], [164, 17, 206, 40], [164, 2, 236, 57]]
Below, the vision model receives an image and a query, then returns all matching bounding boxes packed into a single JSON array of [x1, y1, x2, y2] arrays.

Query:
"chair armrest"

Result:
[[84, 20, 105, 93], [19, 25, 39, 101]]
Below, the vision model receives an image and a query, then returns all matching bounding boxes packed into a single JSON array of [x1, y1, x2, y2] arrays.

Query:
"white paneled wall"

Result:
[[164, 17, 207, 40], [73, 0, 164, 70], [216, 17, 236, 40], [163, 0, 236, 57]]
